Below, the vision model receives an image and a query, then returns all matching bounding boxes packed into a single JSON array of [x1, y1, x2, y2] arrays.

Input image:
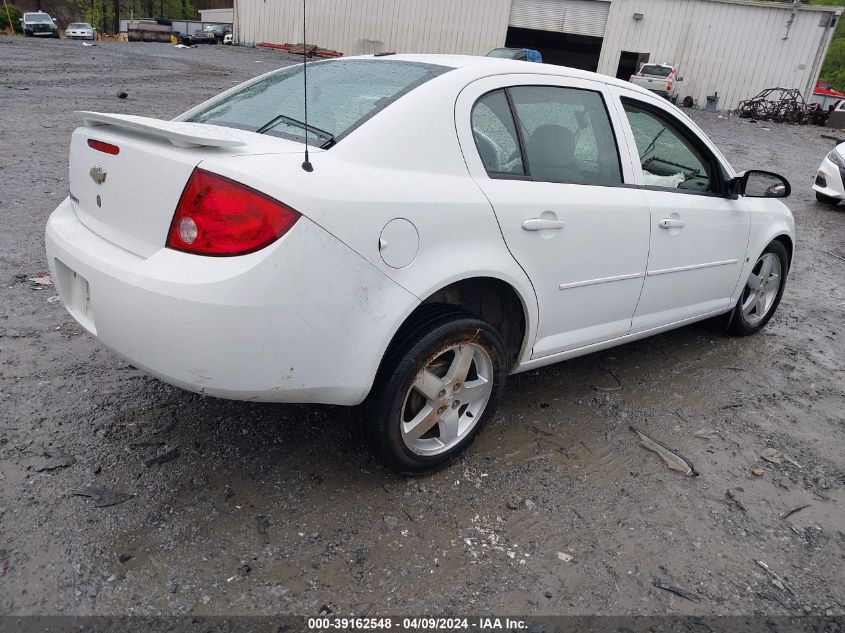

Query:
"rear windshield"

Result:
[[187, 59, 450, 147], [640, 65, 672, 77], [26, 13, 53, 22]]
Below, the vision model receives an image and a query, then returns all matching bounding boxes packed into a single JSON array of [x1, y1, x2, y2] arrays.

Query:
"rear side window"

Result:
[[471, 90, 525, 176], [187, 59, 450, 147], [509, 86, 622, 186]]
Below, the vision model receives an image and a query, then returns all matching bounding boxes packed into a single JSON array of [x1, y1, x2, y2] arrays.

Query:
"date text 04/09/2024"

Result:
[[306, 617, 528, 630]]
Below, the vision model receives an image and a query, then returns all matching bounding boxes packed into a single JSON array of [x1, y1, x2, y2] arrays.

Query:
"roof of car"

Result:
[[345, 53, 654, 98]]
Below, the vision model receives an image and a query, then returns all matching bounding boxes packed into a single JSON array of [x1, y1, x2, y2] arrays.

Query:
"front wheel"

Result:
[[363, 305, 507, 474], [728, 241, 789, 336], [816, 191, 840, 205]]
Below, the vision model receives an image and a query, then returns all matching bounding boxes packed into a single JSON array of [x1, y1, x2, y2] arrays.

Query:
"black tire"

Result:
[[816, 191, 839, 205], [363, 304, 507, 474], [728, 240, 789, 336]]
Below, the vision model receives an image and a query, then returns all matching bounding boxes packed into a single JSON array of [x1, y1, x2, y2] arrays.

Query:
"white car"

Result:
[[223, 33, 233, 45], [813, 143, 845, 205], [66, 22, 95, 40], [45, 55, 795, 472]]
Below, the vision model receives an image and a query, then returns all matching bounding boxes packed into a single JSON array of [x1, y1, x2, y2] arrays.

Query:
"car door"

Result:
[[610, 90, 750, 332], [455, 75, 651, 359]]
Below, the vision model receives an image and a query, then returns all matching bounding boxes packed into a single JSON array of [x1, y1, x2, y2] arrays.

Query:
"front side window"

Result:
[[509, 86, 622, 186], [623, 100, 714, 193], [471, 90, 525, 176], [188, 59, 450, 147]]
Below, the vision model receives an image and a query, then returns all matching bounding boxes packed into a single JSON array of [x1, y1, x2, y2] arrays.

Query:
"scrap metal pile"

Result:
[[737, 87, 811, 124]]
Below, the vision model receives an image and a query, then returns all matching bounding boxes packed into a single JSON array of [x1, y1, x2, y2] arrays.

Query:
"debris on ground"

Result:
[[144, 445, 180, 467], [725, 489, 747, 513], [29, 444, 76, 472], [117, 553, 132, 564], [224, 484, 235, 500], [257, 41, 343, 58], [756, 560, 794, 595], [760, 448, 802, 469], [556, 551, 573, 562], [779, 504, 810, 520], [822, 249, 845, 262], [255, 515, 271, 544], [72, 486, 133, 508], [593, 367, 622, 391], [652, 577, 702, 603], [737, 88, 810, 124], [47, 295, 60, 303], [28, 273, 52, 287], [752, 468, 766, 477], [117, 91, 128, 99], [694, 428, 719, 441], [630, 426, 697, 476]]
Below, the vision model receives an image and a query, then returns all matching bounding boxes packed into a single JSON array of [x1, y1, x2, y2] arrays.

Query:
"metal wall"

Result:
[[597, 0, 840, 109], [233, 0, 513, 55]]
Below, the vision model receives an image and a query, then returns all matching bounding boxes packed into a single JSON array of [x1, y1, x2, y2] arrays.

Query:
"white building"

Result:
[[199, 8, 234, 24], [233, 0, 842, 109]]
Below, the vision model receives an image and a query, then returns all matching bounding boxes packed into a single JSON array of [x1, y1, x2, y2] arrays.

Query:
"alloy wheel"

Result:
[[400, 342, 494, 456], [741, 252, 782, 325]]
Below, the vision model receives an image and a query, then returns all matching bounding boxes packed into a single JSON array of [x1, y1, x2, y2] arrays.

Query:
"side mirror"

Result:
[[733, 170, 791, 198]]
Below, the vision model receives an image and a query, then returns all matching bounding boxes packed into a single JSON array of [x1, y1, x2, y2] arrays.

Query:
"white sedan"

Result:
[[813, 142, 845, 205], [46, 55, 795, 473], [66, 22, 95, 40]]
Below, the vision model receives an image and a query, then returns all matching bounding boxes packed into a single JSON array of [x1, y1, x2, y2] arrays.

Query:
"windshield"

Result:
[[639, 65, 672, 77], [26, 13, 54, 23], [187, 59, 450, 146], [68, 23, 91, 29]]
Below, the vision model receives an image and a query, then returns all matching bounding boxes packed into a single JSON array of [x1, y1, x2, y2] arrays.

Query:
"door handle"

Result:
[[658, 218, 686, 229], [522, 218, 566, 231]]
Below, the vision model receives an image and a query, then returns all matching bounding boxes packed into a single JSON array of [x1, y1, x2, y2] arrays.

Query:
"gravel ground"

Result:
[[1, 36, 844, 618]]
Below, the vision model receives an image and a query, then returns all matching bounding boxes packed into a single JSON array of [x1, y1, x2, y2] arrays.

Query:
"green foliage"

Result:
[[810, 0, 845, 91], [0, 3, 22, 33]]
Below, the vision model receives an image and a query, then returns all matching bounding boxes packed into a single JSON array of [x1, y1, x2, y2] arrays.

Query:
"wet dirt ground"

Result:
[[1, 36, 844, 618]]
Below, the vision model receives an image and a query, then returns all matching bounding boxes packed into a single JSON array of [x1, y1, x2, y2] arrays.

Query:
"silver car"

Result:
[[66, 22, 95, 40]]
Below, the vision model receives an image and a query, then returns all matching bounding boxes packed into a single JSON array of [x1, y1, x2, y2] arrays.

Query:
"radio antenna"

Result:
[[301, 0, 313, 172]]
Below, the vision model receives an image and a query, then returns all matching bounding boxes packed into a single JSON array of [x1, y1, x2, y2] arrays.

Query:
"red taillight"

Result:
[[87, 139, 120, 155], [166, 168, 300, 256]]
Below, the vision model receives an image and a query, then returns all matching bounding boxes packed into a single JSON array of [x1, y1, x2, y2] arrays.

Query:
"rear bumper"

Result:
[[812, 155, 845, 200], [45, 197, 419, 404]]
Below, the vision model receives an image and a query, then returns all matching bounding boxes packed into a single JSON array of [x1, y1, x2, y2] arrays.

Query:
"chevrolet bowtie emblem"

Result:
[[89, 165, 107, 185]]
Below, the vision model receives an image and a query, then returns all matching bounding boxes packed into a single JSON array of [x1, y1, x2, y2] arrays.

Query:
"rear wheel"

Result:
[[363, 305, 507, 474], [728, 241, 789, 336], [816, 191, 840, 205]]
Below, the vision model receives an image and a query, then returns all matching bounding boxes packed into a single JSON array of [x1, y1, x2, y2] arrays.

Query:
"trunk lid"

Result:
[[69, 112, 304, 257]]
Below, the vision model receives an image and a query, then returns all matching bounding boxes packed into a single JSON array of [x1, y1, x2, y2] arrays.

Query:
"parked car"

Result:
[[223, 32, 233, 45], [66, 22, 95, 40], [630, 63, 682, 103], [486, 47, 542, 62], [46, 55, 794, 473], [20, 11, 59, 38], [813, 142, 845, 206], [192, 23, 231, 44]]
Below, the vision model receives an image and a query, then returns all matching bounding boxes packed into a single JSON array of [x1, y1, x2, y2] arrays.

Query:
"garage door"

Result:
[[509, 0, 610, 38]]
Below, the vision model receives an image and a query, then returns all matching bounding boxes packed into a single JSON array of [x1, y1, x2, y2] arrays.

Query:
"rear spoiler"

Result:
[[77, 111, 247, 149]]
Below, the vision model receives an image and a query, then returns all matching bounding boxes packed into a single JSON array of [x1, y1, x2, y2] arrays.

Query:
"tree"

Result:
[[810, 0, 845, 91]]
